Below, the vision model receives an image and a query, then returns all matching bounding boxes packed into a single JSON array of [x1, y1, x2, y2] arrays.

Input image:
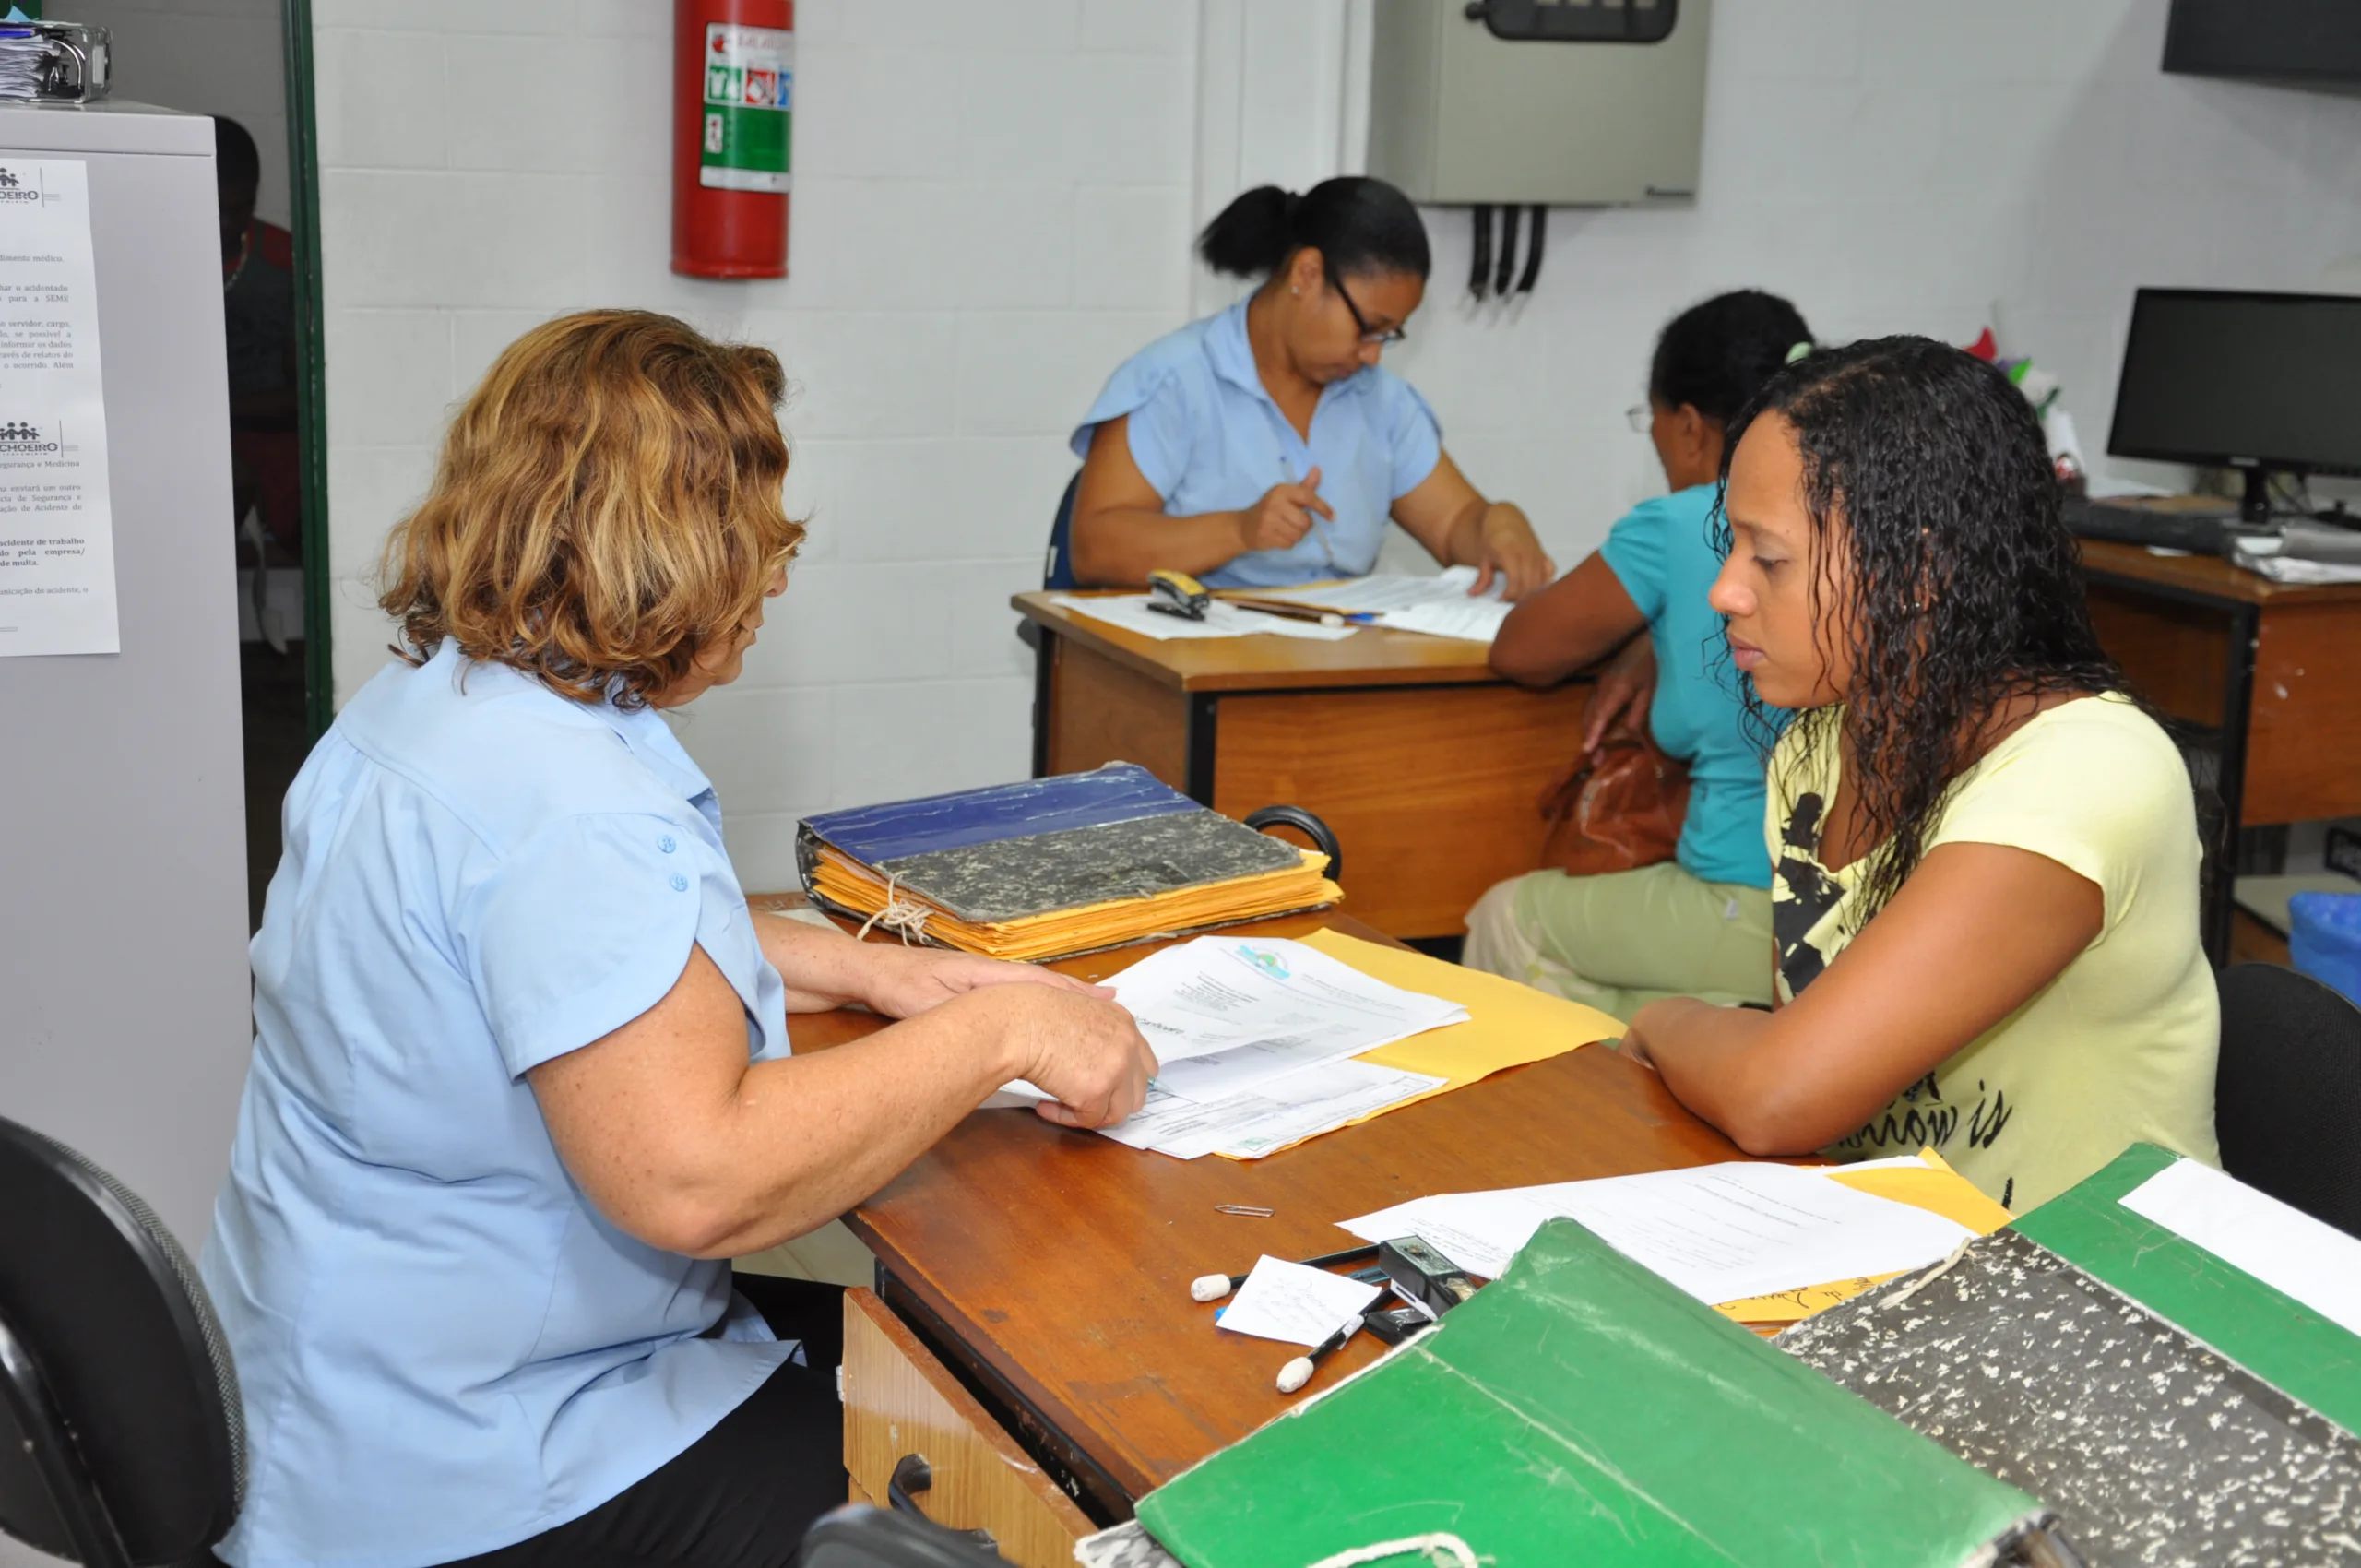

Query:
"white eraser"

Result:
[[1190, 1274, 1234, 1302], [1275, 1356, 1314, 1395]]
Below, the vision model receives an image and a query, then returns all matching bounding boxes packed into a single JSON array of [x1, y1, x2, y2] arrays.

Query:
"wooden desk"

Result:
[[2081, 540, 2361, 960], [1014, 591, 1590, 941], [795, 910, 1743, 1532]]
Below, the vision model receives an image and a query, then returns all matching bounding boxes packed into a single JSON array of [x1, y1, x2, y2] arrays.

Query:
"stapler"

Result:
[[1146, 568, 1211, 621]]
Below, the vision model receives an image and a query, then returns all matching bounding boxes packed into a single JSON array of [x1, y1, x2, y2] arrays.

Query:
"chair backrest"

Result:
[[1043, 471, 1081, 590], [798, 1503, 1008, 1567], [2215, 962, 2361, 1239], [0, 1116, 243, 1567]]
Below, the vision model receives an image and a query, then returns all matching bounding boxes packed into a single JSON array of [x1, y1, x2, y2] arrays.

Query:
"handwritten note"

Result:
[[1214, 1255, 1381, 1347]]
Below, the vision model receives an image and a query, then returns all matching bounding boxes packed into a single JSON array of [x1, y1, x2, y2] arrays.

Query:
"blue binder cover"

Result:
[[796, 764, 1306, 926]]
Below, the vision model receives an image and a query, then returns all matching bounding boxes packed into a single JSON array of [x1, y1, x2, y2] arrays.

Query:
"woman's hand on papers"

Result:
[[860, 945, 1114, 1020], [1469, 505, 1556, 602], [979, 985, 1160, 1130]]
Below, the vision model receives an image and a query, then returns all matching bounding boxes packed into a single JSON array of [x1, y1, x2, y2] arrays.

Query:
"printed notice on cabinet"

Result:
[[0, 159, 114, 657]]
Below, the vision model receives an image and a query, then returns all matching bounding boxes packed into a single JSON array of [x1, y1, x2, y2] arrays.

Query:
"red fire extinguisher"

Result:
[[672, 0, 793, 279]]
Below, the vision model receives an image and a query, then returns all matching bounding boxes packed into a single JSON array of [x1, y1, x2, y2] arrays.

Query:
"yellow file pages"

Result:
[[1716, 1149, 2015, 1324], [1191, 927, 1623, 1157], [809, 844, 1339, 963]]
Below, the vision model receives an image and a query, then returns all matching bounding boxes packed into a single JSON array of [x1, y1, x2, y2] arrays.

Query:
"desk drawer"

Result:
[[841, 1288, 1095, 1567]]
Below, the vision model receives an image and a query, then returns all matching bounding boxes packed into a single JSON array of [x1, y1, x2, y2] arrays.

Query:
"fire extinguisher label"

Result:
[[700, 22, 793, 194]]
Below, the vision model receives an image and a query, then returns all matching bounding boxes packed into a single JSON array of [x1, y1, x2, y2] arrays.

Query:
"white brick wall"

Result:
[[314, 0, 1200, 889], [313, 0, 2361, 893]]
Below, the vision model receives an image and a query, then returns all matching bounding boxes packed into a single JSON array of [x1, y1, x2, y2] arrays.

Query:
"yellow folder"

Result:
[[1714, 1148, 2015, 1324]]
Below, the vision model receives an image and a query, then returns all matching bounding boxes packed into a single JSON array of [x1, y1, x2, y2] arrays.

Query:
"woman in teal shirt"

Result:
[[1068, 177, 1553, 596], [1467, 291, 1813, 1019]]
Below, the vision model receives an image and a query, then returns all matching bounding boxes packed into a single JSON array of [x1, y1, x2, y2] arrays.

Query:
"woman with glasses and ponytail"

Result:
[[1067, 177, 1553, 596]]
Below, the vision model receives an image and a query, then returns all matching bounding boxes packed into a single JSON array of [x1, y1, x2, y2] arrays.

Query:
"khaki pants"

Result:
[[1464, 861, 1774, 1023]]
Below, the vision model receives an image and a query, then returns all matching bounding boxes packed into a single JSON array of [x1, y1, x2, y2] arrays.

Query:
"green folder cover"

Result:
[[2013, 1142, 2361, 1436], [1134, 1218, 2047, 1568]]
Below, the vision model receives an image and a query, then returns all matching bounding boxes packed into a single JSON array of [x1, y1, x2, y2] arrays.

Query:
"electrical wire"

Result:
[[1515, 204, 1546, 292], [1468, 206, 1492, 300], [1494, 204, 1520, 298]]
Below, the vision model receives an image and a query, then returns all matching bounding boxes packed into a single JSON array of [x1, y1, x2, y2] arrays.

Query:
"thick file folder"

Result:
[[1782, 1145, 2361, 1566], [796, 764, 1339, 961]]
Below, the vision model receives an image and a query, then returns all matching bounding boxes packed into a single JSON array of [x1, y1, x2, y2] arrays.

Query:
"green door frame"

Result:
[[280, 0, 332, 738]]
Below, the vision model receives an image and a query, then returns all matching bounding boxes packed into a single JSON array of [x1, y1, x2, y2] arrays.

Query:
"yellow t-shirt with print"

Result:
[[1766, 693, 2219, 1213]]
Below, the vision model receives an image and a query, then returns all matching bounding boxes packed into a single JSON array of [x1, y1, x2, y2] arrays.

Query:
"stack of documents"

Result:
[[796, 765, 1339, 962], [1252, 565, 1513, 643], [999, 935, 1464, 1158], [1338, 1154, 2006, 1319]]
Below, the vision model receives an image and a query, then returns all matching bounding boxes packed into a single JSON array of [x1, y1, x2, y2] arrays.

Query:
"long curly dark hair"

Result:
[[1714, 335, 2132, 928]]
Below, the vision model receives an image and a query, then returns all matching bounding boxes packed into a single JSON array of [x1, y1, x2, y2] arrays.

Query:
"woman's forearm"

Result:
[[1068, 505, 1250, 587], [1627, 999, 1835, 1156], [674, 995, 1030, 1254], [1490, 552, 1645, 686]]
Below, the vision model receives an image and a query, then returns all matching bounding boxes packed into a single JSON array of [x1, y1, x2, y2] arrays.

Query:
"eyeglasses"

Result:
[[1626, 403, 1655, 434], [1328, 267, 1406, 347]]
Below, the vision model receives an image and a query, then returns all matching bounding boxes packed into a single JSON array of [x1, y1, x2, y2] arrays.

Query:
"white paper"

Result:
[[2119, 1157, 2361, 1339], [1338, 1161, 1975, 1306], [0, 160, 115, 657], [994, 937, 1462, 1157], [1047, 593, 1359, 642], [1097, 1058, 1444, 1161], [1213, 1255, 1381, 1346], [1105, 935, 1464, 1069], [1254, 566, 1513, 643]]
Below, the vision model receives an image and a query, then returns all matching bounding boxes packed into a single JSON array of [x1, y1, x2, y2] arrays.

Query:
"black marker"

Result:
[[1190, 1242, 1380, 1302]]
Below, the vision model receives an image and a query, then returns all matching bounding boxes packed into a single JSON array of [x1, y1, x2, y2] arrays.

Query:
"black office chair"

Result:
[[799, 1503, 1007, 1566], [2215, 962, 2361, 1239], [1017, 473, 1080, 698], [1043, 470, 1081, 591], [0, 1115, 244, 1568]]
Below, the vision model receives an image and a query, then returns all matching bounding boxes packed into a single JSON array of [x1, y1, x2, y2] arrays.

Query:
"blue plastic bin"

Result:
[[2289, 892, 2361, 1006]]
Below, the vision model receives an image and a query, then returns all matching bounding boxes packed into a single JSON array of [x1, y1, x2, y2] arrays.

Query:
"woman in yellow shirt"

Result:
[[1621, 335, 2218, 1213]]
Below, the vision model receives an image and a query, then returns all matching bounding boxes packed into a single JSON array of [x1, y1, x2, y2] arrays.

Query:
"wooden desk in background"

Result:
[[2081, 540, 2361, 962], [1014, 591, 1590, 941], [792, 910, 1742, 1562]]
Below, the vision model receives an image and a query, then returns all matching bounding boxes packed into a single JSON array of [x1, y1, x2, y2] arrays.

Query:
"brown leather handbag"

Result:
[[1536, 733, 1692, 877]]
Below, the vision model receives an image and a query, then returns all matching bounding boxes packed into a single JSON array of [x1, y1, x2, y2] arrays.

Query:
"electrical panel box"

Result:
[[1367, 0, 1712, 207]]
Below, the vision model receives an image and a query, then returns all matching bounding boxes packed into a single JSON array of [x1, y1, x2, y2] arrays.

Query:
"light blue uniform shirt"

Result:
[[202, 642, 794, 1568], [1071, 298, 1443, 588], [1598, 484, 1773, 890]]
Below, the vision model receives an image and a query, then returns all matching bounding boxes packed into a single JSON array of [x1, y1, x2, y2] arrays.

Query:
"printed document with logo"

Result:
[[996, 936, 1467, 1158], [0, 160, 114, 657]]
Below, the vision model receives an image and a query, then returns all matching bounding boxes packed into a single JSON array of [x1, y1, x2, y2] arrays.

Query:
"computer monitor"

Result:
[[2108, 288, 2361, 520]]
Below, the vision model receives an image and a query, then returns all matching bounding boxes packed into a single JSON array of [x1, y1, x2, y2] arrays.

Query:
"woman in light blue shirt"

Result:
[[1467, 291, 1814, 1020], [1068, 177, 1553, 596], [201, 311, 1154, 1568]]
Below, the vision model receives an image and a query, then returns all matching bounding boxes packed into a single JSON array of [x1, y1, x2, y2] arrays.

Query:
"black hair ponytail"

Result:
[[1649, 290, 1813, 426], [1196, 176, 1431, 283]]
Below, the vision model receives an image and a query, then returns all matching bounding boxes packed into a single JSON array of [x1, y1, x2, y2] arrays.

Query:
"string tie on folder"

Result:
[[1304, 1533, 1482, 1568], [853, 872, 931, 946], [1880, 1235, 1975, 1313]]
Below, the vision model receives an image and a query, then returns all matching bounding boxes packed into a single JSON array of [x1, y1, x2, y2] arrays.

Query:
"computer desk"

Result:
[[2081, 539, 2361, 962], [792, 909, 1738, 1564], [1014, 590, 1592, 941]]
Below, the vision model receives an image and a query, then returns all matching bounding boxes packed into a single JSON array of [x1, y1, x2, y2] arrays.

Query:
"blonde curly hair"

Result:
[[379, 309, 803, 707]]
